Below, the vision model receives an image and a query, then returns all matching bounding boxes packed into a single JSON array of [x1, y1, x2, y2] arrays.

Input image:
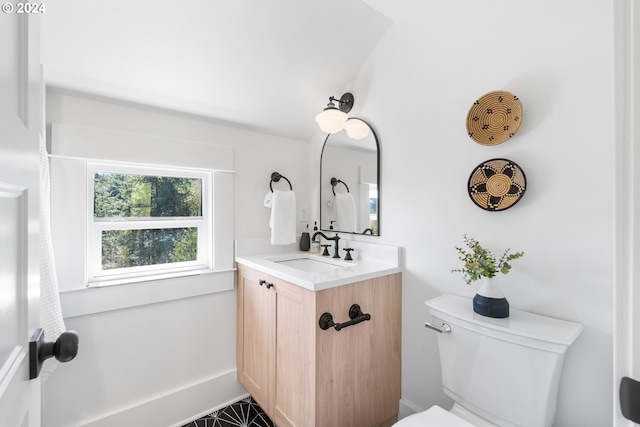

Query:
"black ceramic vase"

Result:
[[473, 278, 509, 318]]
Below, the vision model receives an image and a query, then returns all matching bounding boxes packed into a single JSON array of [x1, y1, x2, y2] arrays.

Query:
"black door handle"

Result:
[[621, 376, 640, 423], [258, 279, 274, 289], [29, 328, 79, 379]]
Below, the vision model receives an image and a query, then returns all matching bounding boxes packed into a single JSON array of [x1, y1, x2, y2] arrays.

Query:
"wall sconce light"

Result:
[[343, 118, 370, 140], [315, 92, 354, 134]]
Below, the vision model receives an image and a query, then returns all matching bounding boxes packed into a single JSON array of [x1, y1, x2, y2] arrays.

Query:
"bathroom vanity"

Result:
[[235, 241, 401, 427]]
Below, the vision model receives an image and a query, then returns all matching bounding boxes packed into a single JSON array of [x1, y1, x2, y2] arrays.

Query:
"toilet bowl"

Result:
[[395, 403, 502, 427], [394, 405, 475, 427], [393, 294, 582, 427]]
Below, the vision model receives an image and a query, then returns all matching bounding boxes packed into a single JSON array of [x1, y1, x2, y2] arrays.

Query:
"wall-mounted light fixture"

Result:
[[343, 118, 370, 140], [315, 92, 354, 134]]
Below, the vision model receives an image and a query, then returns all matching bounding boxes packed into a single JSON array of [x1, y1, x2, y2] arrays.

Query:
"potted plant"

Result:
[[451, 234, 524, 318]]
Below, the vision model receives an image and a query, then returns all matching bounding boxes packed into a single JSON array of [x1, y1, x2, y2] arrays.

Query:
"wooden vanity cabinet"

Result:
[[236, 263, 401, 427]]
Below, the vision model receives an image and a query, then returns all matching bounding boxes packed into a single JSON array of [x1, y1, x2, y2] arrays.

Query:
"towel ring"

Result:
[[270, 172, 293, 192], [331, 177, 350, 195]]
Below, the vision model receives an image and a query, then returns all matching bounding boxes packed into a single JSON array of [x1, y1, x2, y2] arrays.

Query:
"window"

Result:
[[369, 184, 378, 235], [87, 162, 212, 285]]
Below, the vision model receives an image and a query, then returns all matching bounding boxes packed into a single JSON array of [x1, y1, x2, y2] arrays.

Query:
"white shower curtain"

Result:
[[39, 136, 67, 381]]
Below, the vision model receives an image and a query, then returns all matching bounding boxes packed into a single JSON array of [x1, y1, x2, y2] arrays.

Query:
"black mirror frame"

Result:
[[319, 118, 380, 236]]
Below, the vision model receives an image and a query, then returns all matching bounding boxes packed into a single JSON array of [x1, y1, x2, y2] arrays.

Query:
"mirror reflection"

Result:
[[320, 118, 379, 235]]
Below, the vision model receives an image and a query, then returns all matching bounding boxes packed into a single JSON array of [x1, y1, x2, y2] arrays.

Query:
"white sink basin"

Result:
[[268, 255, 351, 273]]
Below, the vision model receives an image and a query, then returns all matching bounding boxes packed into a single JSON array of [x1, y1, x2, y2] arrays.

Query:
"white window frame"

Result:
[[86, 162, 213, 286]]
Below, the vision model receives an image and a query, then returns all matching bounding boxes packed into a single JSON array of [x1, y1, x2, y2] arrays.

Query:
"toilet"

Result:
[[394, 294, 583, 427]]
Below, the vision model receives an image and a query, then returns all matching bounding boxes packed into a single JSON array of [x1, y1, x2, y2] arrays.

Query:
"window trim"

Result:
[[86, 162, 213, 286]]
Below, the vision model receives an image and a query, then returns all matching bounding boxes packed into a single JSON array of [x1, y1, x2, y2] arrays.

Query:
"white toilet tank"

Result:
[[426, 294, 582, 427]]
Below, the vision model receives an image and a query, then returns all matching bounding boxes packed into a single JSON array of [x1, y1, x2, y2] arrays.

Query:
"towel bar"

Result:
[[330, 177, 350, 195], [270, 171, 293, 192], [319, 304, 371, 331]]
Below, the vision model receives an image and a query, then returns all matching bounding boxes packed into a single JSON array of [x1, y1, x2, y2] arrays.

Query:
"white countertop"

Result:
[[235, 252, 401, 291], [235, 238, 402, 291]]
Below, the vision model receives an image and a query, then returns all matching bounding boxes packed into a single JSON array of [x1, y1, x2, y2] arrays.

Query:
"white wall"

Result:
[[339, 1, 614, 425], [43, 90, 313, 426]]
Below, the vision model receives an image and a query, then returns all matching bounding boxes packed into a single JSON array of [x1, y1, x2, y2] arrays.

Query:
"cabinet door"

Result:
[[315, 274, 402, 427], [271, 277, 316, 427], [237, 265, 275, 410]]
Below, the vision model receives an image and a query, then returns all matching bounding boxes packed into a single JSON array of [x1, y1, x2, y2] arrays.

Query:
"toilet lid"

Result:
[[395, 406, 475, 427]]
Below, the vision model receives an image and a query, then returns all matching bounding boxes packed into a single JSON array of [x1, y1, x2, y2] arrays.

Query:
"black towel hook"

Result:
[[270, 172, 293, 192], [331, 177, 350, 195]]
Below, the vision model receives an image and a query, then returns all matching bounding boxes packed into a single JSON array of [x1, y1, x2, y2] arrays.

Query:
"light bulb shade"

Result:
[[315, 107, 348, 134], [343, 118, 370, 140]]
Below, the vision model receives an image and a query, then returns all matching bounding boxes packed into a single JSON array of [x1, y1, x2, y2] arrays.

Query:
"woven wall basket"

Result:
[[466, 90, 523, 146], [468, 158, 526, 211]]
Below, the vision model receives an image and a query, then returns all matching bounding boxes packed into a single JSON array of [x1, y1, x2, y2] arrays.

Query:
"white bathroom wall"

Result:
[[43, 90, 312, 426], [338, 1, 614, 425]]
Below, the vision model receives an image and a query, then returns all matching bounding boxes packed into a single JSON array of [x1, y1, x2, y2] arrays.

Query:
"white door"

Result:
[[627, 4, 640, 424], [615, 1, 640, 425], [0, 12, 43, 427]]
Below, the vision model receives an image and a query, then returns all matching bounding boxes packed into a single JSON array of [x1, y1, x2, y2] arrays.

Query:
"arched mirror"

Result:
[[320, 118, 379, 235]]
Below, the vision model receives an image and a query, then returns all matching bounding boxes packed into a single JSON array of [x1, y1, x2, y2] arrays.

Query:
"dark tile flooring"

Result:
[[182, 396, 275, 427]]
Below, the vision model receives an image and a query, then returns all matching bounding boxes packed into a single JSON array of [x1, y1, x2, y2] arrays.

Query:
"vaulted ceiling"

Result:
[[41, 1, 417, 141]]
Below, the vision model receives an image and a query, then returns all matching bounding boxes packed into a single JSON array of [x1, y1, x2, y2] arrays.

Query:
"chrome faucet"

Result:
[[312, 231, 341, 258]]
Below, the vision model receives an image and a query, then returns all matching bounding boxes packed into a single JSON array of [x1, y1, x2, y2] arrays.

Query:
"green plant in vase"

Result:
[[451, 234, 524, 318], [452, 234, 524, 284]]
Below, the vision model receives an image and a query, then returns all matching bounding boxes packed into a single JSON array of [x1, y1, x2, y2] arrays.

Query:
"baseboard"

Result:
[[398, 398, 425, 420], [79, 369, 247, 427]]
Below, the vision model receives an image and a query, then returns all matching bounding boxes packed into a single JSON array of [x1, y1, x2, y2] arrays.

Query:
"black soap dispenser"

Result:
[[300, 224, 310, 251]]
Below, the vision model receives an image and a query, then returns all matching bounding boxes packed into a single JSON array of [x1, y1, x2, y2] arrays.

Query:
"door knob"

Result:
[[621, 376, 640, 423], [29, 328, 79, 379]]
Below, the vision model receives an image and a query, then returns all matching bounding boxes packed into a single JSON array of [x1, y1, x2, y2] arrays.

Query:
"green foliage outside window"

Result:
[[101, 228, 197, 270], [94, 173, 201, 218], [94, 173, 203, 270]]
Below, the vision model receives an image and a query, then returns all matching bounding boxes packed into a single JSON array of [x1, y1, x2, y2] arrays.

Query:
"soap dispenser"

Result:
[[300, 224, 310, 251]]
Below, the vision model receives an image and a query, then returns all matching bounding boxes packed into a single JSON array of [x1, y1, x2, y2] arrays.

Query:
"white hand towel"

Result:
[[328, 192, 357, 232], [264, 190, 296, 245], [39, 136, 68, 382]]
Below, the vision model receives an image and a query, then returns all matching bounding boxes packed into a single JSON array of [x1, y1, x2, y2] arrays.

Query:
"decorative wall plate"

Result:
[[468, 158, 526, 211], [466, 90, 523, 145]]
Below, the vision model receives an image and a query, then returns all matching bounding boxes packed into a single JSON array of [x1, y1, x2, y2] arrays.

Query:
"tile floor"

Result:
[[181, 396, 275, 427]]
